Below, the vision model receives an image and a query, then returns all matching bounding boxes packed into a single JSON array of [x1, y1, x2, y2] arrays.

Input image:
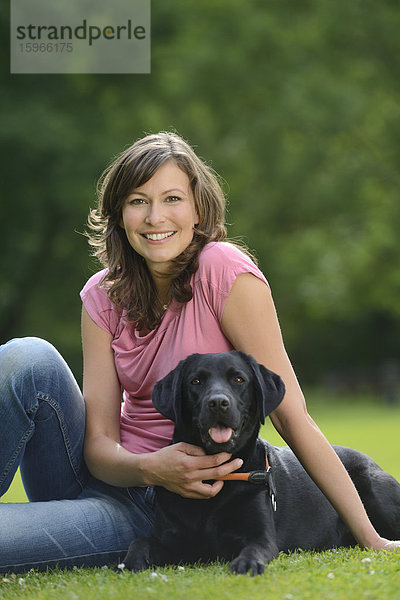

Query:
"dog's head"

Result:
[[152, 351, 285, 454]]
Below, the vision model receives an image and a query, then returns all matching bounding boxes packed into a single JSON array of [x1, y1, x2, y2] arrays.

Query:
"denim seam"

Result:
[[37, 392, 85, 492], [0, 423, 35, 491], [126, 487, 155, 528], [1, 548, 129, 573]]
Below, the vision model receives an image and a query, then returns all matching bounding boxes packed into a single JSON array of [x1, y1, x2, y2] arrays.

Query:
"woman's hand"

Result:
[[369, 537, 400, 552], [141, 442, 243, 499]]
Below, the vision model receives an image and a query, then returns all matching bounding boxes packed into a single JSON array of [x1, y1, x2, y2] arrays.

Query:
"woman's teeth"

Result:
[[145, 232, 175, 241]]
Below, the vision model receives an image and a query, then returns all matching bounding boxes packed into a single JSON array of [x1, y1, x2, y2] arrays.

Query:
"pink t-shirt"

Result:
[[80, 242, 268, 454]]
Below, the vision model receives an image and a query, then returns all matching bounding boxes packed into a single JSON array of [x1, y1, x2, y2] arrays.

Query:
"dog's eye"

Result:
[[190, 377, 201, 385], [233, 376, 245, 384]]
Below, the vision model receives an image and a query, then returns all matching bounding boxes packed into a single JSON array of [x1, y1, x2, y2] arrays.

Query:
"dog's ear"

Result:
[[234, 351, 286, 424], [152, 354, 201, 423], [151, 361, 184, 423]]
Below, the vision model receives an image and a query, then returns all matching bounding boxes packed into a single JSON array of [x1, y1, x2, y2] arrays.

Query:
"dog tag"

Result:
[[266, 466, 277, 512]]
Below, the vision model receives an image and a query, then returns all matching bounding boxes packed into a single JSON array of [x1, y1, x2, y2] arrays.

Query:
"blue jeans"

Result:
[[0, 338, 155, 574]]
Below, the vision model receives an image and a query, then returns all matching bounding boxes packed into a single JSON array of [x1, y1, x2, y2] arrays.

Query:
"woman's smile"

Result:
[[142, 231, 176, 242]]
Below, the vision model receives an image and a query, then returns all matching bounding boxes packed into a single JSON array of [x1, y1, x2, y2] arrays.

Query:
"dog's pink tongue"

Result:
[[209, 425, 233, 444]]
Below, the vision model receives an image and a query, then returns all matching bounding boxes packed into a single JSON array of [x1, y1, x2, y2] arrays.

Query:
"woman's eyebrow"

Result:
[[129, 187, 187, 197], [162, 187, 187, 195]]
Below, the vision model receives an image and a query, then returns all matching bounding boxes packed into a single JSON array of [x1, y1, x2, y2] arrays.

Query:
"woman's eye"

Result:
[[191, 378, 201, 385], [128, 198, 146, 206], [165, 195, 181, 203]]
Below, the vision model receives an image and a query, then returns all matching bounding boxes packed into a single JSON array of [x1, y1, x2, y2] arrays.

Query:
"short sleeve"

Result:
[[80, 269, 121, 336], [195, 242, 269, 322]]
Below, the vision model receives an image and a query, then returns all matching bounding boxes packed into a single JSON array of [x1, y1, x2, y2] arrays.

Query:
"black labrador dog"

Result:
[[122, 351, 400, 575]]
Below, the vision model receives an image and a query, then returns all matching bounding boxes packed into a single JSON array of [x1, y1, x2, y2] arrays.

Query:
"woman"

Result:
[[0, 132, 398, 573]]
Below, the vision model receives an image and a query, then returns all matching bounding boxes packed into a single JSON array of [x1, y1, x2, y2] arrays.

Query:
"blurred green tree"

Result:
[[1, 0, 399, 390]]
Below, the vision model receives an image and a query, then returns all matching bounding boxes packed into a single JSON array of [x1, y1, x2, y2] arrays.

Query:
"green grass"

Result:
[[1, 396, 400, 599], [0, 472, 26, 504], [1, 549, 400, 600]]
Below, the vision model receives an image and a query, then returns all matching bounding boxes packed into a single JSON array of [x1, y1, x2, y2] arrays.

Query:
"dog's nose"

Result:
[[208, 395, 230, 412]]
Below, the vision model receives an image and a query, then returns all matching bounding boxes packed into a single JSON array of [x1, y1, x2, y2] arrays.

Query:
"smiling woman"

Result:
[[87, 131, 228, 333]]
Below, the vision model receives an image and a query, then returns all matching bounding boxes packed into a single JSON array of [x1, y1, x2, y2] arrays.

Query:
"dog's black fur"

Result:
[[122, 351, 400, 575]]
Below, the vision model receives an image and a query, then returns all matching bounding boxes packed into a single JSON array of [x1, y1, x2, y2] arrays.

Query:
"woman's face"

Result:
[[120, 160, 199, 280]]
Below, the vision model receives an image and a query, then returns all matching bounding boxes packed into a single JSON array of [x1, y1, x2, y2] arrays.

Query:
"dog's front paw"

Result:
[[230, 543, 277, 576], [122, 537, 152, 572], [230, 555, 265, 576]]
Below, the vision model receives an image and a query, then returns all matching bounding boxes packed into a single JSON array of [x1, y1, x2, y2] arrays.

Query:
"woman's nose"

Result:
[[144, 201, 166, 225]]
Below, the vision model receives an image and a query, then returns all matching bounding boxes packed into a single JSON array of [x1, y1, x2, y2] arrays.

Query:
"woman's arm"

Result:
[[221, 272, 398, 550], [81, 306, 242, 498]]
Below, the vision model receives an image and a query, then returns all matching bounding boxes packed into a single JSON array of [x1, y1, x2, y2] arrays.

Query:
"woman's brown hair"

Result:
[[86, 131, 229, 332]]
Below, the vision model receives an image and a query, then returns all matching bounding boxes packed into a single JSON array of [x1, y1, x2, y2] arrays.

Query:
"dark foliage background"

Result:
[[1, 0, 399, 398]]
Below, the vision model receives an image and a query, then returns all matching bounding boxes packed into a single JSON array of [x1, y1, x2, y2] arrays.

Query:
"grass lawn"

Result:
[[1, 549, 399, 600], [1, 395, 400, 599]]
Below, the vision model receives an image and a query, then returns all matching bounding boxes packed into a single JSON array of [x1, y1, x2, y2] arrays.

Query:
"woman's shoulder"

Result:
[[80, 268, 110, 299], [80, 269, 117, 316], [196, 241, 268, 288], [199, 240, 252, 261], [198, 241, 258, 272], [80, 268, 123, 335], [193, 242, 268, 322]]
